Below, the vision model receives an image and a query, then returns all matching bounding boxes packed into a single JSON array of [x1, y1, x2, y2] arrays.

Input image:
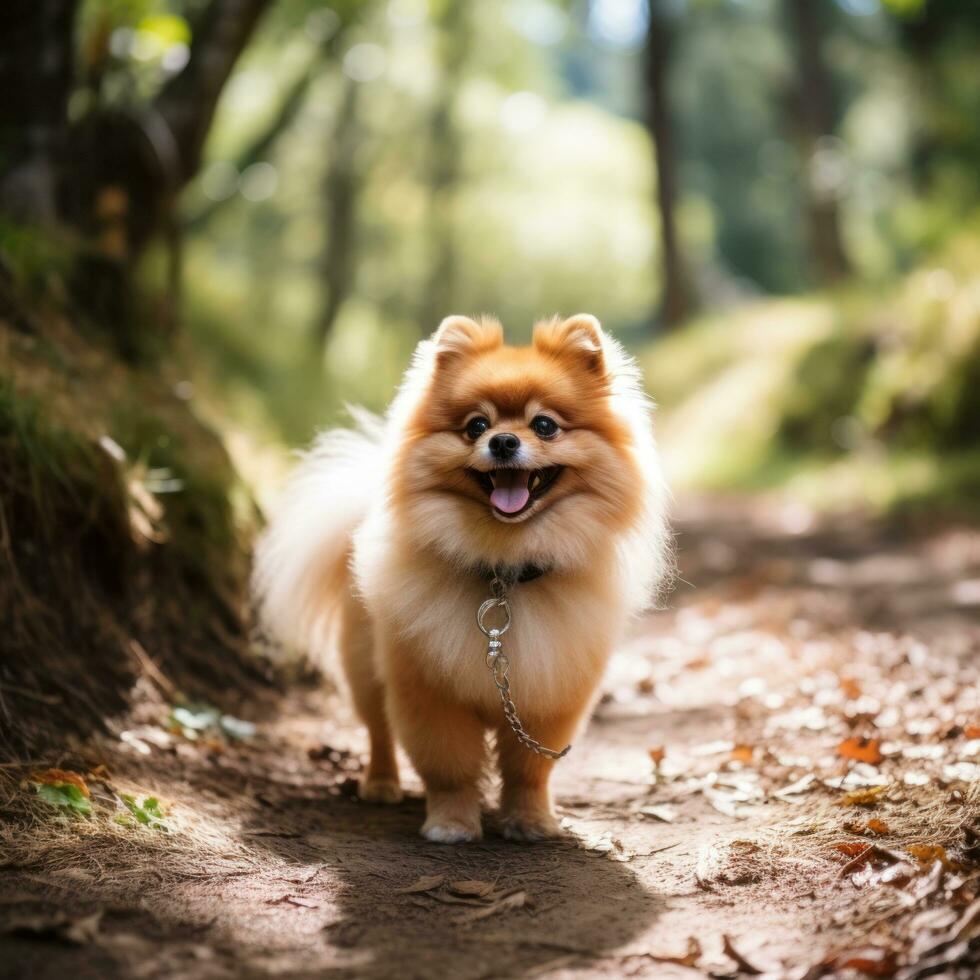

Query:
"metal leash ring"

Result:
[[475, 583, 571, 760], [477, 597, 511, 637]]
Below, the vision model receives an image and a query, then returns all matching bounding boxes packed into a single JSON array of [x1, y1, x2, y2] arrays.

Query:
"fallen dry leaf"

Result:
[[453, 890, 528, 924], [449, 880, 495, 898], [635, 937, 702, 969], [837, 785, 888, 807], [730, 745, 755, 764], [773, 773, 817, 799], [906, 843, 963, 871], [851, 861, 914, 889], [723, 934, 763, 975], [648, 746, 665, 766], [866, 818, 890, 835], [267, 895, 319, 909], [835, 842, 904, 877], [638, 804, 676, 823], [582, 831, 634, 861], [833, 948, 898, 976], [965, 725, 980, 739], [31, 769, 90, 797], [393, 874, 446, 894], [837, 737, 883, 765], [839, 677, 862, 700]]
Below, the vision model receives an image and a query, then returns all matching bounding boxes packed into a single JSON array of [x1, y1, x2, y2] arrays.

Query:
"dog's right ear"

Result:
[[432, 315, 503, 367]]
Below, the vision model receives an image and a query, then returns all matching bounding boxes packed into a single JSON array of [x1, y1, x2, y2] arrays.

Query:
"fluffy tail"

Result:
[[252, 409, 383, 666]]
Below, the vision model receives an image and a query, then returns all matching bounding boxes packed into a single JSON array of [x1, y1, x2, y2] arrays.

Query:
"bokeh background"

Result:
[[4, 0, 979, 518], [2, 6, 980, 972], [171, 0, 980, 514]]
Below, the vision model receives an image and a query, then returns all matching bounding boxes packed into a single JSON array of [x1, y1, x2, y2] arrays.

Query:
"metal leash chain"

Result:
[[476, 575, 571, 760]]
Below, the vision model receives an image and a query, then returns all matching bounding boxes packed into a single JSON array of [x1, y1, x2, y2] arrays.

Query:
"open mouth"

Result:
[[467, 466, 563, 517]]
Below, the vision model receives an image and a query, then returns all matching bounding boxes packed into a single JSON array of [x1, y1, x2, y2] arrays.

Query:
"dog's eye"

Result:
[[531, 415, 559, 439], [464, 416, 490, 440]]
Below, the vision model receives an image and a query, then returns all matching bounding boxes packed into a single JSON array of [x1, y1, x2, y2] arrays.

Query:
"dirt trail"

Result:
[[3, 496, 979, 979]]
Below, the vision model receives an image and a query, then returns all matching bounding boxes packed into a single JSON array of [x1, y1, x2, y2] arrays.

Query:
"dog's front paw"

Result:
[[359, 777, 403, 804], [421, 816, 482, 844], [499, 811, 563, 842]]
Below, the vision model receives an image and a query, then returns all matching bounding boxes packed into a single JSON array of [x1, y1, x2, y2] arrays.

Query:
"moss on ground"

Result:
[[0, 235, 271, 756], [643, 231, 980, 515]]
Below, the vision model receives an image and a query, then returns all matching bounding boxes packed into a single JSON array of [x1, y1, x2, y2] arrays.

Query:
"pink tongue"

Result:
[[490, 470, 531, 514]]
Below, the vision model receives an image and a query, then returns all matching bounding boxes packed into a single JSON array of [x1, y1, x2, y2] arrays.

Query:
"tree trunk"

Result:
[[418, 0, 470, 334], [315, 75, 363, 346], [0, 1, 79, 223], [784, 0, 850, 285], [155, 0, 271, 188], [645, 0, 694, 330]]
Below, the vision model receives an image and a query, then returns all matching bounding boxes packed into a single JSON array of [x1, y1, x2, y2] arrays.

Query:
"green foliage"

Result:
[[32, 782, 92, 816], [0, 381, 130, 547], [643, 230, 980, 513], [119, 794, 169, 830]]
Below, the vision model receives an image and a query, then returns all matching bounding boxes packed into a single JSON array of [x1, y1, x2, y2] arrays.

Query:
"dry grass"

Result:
[[0, 759, 265, 890]]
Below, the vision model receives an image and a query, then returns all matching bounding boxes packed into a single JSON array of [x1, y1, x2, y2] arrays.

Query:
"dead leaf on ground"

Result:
[[730, 744, 755, 764], [866, 818, 890, 835], [837, 785, 888, 807], [850, 861, 914, 889], [773, 773, 816, 799], [835, 842, 905, 877], [964, 725, 980, 740], [638, 804, 676, 823], [723, 934, 763, 975], [453, 890, 529, 924], [633, 936, 702, 968], [267, 895, 319, 909], [393, 874, 446, 894], [832, 948, 898, 976], [31, 769, 91, 797], [648, 746, 665, 766], [906, 843, 963, 871], [582, 832, 634, 862], [449, 880, 495, 898], [838, 737, 883, 765], [839, 677, 862, 700]]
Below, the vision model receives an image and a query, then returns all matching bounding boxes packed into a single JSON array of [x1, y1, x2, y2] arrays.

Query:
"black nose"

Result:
[[489, 432, 521, 460]]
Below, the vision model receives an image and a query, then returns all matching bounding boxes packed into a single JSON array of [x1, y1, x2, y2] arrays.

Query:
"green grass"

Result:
[[642, 230, 980, 515]]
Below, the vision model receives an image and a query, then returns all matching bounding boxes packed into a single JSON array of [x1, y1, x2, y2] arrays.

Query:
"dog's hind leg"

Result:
[[339, 592, 402, 803]]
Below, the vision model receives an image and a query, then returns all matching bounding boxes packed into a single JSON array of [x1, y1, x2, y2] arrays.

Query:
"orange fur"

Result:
[[255, 314, 671, 842]]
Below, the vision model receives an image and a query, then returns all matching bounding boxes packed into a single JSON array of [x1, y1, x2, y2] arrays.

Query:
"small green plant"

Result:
[[32, 781, 92, 816], [28, 769, 93, 816], [118, 794, 169, 831]]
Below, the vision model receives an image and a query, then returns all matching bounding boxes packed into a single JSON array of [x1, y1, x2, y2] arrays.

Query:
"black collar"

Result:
[[474, 562, 549, 585]]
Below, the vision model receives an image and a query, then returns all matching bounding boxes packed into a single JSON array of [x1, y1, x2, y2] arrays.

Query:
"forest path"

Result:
[[3, 496, 979, 979]]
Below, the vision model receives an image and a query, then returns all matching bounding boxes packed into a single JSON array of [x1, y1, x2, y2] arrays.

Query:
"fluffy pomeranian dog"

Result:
[[254, 314, 670, 843]]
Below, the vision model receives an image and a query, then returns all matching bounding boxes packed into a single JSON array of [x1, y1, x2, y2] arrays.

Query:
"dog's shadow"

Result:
[[247, 787, 662, 979]]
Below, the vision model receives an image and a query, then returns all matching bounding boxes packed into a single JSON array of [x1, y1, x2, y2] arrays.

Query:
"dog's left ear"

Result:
[[533, 314, 606, 375]]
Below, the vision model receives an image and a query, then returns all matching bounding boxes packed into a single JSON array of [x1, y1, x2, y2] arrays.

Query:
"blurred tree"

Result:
[[418, 0, 473, 334], [644, 0, 695, 329], [0, 0, 271, 353], [884, 0, 980, 205], [316, 72, 364, 344], [0, 1, 79, 224], [783, 0, 851, 284]]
